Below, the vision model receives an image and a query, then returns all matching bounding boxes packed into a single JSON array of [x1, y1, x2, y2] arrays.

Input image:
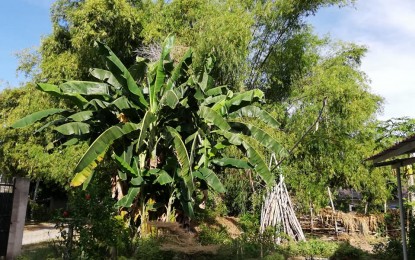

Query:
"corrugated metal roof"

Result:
[[368, 134, 415, 163]]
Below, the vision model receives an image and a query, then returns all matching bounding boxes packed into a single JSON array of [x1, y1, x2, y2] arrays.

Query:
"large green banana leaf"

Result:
[[60, 81, 110, 98], [95, 41, 148, 108], [213, 89, 263, 115], [193, 168, 226, 193], [229, 122, 284, 154], [89, 68, 123, 89], [216, 131, 274, 186], [166, 126, 194, 193], [228, 105, 280, 129], [199, 106, 231, 131], [71, 123, 140, 187], [68, 111, 94, 122], [153, 170, 174, 185], [160, 90, 179, 109], [241, 137, 274, 186], [150, 35, 174, 111], [136, 111, 156, 152], [166, 48, 192, 90], [211, 157, 251, 169], [37, 83, 88, 108], [11, 108, 67, 128], [116, 187, 140, 207], [112, 152, 139, 177], [55, 122, 90, 135], [201, 95, 227, 106]]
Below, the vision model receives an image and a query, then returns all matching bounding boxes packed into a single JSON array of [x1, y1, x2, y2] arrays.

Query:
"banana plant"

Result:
[[13, 35, 285, 223]]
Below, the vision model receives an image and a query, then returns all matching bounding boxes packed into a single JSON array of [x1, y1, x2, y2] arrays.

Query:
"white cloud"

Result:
[[310, 0, 415, 120]]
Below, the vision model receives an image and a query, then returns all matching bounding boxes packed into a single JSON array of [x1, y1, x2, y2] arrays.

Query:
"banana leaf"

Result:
[[193, 168, 226, 193], [11, 108, 67, 128], [199, 106, 231, 131], [60, 81, 110, 98], [166, 126, 194, 193], [211, 157, 251, 169], [68, 111, 94, 122], [55, 122, 90, 135], [71, 123, 140, 187], [89, 68, 123, 89], [116, 187, 140, 207], [95, 41, 148, 108], [228, 105, 280, 129]]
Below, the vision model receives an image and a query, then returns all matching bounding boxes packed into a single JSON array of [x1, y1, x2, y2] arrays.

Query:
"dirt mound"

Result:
[[149, 221, 220, 256], [214, 216, 242, 238]]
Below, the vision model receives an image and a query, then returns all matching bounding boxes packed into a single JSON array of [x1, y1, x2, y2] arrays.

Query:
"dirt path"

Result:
[[22, 223, 61, 245]]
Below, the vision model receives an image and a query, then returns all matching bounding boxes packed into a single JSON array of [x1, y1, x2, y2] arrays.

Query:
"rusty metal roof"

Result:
[[368, 134, 415, 163]]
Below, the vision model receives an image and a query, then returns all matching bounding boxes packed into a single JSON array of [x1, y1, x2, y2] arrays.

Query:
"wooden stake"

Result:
[[327, 187, 338, 237]]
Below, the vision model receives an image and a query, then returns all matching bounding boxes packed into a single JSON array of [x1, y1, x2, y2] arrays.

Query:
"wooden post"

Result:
[[327, 187, 338, 236], [309, 200, 314, 233], [395, 167, 408, 260], [6, 177, 30, 259]]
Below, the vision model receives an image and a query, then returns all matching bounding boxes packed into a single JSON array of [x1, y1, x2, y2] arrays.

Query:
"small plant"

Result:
[[373, 239, 403, 260]]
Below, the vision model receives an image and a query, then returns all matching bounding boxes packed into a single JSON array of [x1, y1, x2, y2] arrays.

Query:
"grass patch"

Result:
[[18, 242, 60, 260]]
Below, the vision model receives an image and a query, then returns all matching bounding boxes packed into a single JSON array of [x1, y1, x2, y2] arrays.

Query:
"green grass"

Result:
[[18, 243, 60, 260]]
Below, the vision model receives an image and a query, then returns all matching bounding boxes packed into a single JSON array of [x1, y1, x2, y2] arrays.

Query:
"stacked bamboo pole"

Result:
[[260, 174, 306, 243]]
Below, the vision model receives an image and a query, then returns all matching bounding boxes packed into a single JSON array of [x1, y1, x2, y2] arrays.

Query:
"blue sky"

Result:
[[308, 0, 415, 120], [1, 0, 414, 120], [0, 0, 53, 88]]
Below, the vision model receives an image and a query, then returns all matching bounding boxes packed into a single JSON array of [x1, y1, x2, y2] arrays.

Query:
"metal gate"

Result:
[[0, 175, 15, 257]]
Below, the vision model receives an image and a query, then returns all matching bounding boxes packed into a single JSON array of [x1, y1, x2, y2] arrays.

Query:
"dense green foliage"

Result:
[[0, 86, 87, 183], [5, 0, 415, 258], [13, 36, 285, 232]]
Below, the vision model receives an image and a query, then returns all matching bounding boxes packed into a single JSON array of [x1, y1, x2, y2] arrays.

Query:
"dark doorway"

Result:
[[0, 176, 15, 257]]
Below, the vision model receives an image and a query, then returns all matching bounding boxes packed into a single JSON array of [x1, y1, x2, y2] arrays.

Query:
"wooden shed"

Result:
[[368, 134, 415, 260]]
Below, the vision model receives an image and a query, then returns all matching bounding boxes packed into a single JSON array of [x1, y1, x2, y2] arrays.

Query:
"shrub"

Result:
[[373, 239, 403, 260], [330, 243, 370, 260], [55, 172, 131, 259]]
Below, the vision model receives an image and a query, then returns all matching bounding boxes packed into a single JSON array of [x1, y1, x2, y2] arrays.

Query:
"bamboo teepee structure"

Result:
[[260, 154, 305, 243]]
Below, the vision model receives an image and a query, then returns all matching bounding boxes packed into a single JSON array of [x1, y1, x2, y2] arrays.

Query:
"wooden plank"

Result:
[[373, 157, 415, 168]]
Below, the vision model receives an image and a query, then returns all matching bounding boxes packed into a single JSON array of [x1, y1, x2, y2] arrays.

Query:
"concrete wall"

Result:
[[6, 178, 30, 259]]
